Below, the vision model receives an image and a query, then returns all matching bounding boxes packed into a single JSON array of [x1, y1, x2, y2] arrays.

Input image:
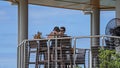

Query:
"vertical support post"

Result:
[[90, 0, 100, 68], [87, 50, 89, 68], [24, 41, 28, 68], [102, 36, 105, 48], [21, 44, 23, 68], [91, 0, 100, 46], [18, 0, 28, 44], [73, 38, 76, 68], [116, 0, 120, 18], [18, 0, 28, 68], [17, 46, 21, 68], [55, 37, 58, 68], [48, 40, 50, 68], [23, 43, 25, 68], [89, 49, 92, 68], [116, 0, 120, 25], [35, 41, 39, 68], [17, 46, 19, 68]]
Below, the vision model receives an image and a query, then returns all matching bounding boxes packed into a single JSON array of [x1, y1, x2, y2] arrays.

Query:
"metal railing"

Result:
[[17, 35, 120, 68]]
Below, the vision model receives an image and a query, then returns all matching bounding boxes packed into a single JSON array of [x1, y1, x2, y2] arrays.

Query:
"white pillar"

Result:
[[90, 0, 100, 68], [18, 0, 28, 44], [91, 8, 100, 46], [18, 0, 28, 68], [91, 0, 100, 46], [116, 0, 120, 18], [89, 49, 92, 68], [116, 0, 120, 26]]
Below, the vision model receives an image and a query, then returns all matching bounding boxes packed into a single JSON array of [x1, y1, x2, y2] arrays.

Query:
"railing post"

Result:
[[26, 41, 29, 68], [23, 41, 25, 68], [48, 40, 50, 68], [21, 43, 24, 68], [35, 40, 39, 68], [55, 36, 58, 68], [88, 49, 90, 68], [17, 46, 20, 68], [102, 36, 105, 48], [73, 37, 76, 68], [17, 41, 28, 68], [89, 49, 92, 68], [23, 41, 28, 68]]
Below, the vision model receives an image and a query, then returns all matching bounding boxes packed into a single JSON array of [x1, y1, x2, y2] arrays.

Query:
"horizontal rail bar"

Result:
[[19, 35, 120, 46]]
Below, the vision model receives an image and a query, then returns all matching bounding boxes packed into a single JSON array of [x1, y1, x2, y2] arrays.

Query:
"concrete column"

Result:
[[116, 0, 120, 18], [116, 0, 120, 26], [91, 8, 100, 46], [90, 0, 100, 68], [17, 3, 20, 68], [18, 0, 28, 68], [18, 0, 28, 44], [91, 0, 100, 46]]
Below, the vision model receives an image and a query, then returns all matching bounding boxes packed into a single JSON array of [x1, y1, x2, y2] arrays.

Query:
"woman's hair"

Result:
[[60, 26, 66, 32], [53, 26, 60, 32]]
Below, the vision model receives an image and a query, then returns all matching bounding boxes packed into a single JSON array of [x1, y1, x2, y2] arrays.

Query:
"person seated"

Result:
[[37, 32, 42, 39], [33, 32, 42, 39], [47, 26, 60, 38], [34, 34, 38, 39]]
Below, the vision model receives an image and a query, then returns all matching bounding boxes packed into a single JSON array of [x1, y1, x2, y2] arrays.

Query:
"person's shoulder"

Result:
[[47, 32, 54, 38], [49, 31, 55, 35], [63, 34, 71, 37]]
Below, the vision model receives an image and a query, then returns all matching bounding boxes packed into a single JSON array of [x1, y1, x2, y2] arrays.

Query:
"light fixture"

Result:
[[82, 10, 93, 15]]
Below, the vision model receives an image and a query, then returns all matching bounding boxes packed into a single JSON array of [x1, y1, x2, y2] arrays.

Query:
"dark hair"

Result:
[[53, 26, 60, 32], [60, 26, 66, 32]]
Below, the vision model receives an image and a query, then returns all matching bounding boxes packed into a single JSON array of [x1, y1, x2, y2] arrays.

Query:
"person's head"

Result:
[[53, 26, 60, 34], [37, 32, 42, 35], [60, 26, 66, 34]]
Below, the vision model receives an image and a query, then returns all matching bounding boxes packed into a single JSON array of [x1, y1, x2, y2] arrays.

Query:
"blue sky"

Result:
[[0, 1, 115, 68]]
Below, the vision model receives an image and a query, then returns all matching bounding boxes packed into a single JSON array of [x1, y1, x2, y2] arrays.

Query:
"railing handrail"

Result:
[[18, 35, 120, 46]]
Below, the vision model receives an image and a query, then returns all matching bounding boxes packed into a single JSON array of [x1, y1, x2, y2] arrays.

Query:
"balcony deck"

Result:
[[17, 35, 120, 68]]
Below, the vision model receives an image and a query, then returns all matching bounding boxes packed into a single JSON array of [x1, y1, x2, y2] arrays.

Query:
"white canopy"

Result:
[[9, 0, 115, 11]]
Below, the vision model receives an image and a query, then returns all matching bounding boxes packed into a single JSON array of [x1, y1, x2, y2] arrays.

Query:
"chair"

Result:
[[75, 48, 86, 68]]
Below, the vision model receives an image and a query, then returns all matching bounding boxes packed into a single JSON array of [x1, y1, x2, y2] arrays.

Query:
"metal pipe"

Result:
[[89, 49, 92, 68], [88, 50, 90, 68], [19, 46, 21, 68], [21, 45, 23, 68], [36, 41, 38, 68], [17, 46, 20, 68], [26, 41, 29, 68], [23, 41, 26, 68], [55, 36, 58, 68], [22, 35, 120, 42], [19, 35, 120, 46], [48, 40, 50, 68], [101, 36, 105, 48], [73, 38, 76, 68]]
